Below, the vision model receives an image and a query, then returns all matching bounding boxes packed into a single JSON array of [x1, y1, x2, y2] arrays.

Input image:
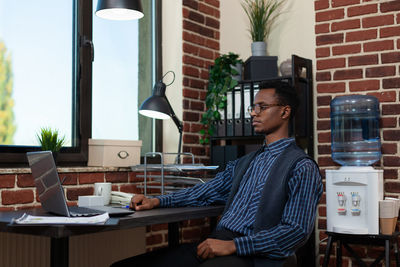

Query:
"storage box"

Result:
[[244, 56, 278, 80], [88, 139, 142, 167]]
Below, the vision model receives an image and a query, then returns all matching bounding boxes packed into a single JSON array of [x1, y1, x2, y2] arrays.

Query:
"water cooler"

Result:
[[326, 95, 383, 235]]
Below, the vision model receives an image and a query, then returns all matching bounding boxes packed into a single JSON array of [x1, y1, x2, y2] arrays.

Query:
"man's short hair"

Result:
[[258, 80, 299, 120]]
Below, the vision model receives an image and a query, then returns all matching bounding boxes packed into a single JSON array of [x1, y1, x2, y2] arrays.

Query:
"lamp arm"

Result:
[[170, 114, 183, 133], [164, 97, 183, 133], [166, 99, 183, 163], [170, 113, 183, 164], [161, 85, 183, 164]]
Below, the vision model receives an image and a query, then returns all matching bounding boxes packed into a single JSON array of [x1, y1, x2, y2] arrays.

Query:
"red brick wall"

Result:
[[315, 0, 400, 265], [0, 170, 141, 211], [181, 0, 220, 164]]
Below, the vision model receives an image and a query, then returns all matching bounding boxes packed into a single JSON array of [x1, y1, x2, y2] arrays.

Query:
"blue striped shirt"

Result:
[[157, 138, 323, 259]]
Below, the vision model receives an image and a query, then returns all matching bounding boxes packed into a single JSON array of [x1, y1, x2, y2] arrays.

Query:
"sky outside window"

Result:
[[0, 1, 72, 146], [0, 0, 139, 146], [92, 0, 139, 141]]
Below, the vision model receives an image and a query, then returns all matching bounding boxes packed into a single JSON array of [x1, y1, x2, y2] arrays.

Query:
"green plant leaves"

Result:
[[199, 53, 242, 145], [242, 0, 286, 42], [213, 110, 221, 120], [37, 127, 66, 152]]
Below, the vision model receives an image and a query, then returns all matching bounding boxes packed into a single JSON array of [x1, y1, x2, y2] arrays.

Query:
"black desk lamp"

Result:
[[96, 0, 144, 20], [139, 71, 183, 164]]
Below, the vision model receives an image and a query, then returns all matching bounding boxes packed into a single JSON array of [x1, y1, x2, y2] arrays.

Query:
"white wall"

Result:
[[162, 1, 183, 157], [220, 0, 316, 68]]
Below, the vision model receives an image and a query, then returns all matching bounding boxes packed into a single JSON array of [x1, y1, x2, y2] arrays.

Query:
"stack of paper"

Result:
[[13, 213, 110, 225], [111, 191, 134, 206]]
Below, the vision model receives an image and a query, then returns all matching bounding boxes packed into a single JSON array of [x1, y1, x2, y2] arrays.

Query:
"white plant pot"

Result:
[[251, 41, 267, 56]]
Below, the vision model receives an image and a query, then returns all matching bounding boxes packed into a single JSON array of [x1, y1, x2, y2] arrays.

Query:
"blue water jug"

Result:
[[330, 95, 381, 166]]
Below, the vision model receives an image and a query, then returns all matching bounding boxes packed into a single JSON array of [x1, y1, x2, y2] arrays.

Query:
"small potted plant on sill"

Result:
[[242, 0, 286, 56], [37, 127, 65, 163], [199, 53, 243, 144]]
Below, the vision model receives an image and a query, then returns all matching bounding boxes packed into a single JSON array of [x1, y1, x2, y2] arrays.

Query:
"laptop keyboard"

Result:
[[68, 206, 104, 217]]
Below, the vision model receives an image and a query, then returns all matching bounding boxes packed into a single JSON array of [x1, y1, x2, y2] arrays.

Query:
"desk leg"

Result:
[[336, 240, 342, 267], [385, 240, 390, 267], [395, 240, 399, 267], [322, 236, 333, 267], [168, 222, 180, 248], [51, 237, 68, 267]]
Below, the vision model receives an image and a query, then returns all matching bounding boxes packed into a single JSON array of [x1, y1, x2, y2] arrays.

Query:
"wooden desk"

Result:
[[322, 231, 400, 267], [0, 206, 224, 267]]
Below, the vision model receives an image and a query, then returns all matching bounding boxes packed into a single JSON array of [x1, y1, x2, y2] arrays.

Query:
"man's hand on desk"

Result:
[[197, 239, 236, 259], [130, 194, 160, 211]]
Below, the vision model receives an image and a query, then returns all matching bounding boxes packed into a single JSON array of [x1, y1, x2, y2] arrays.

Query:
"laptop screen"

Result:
[[27, 151, 70, 217]]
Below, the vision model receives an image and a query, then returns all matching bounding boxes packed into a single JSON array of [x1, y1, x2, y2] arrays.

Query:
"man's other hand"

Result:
[[197, 238, 236, 259], [130, 194, 160, 211]]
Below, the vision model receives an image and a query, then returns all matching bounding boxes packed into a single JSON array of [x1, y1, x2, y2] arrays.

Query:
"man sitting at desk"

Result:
[[112, 80, 323, 267]]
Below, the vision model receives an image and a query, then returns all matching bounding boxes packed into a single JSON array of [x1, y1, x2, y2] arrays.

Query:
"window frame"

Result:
[[0, 0, 91, 166], [0, 0, 162, 168], [138, 0, 163, 157], [154, 0, 163, 154], [0, 0, 162, 167]]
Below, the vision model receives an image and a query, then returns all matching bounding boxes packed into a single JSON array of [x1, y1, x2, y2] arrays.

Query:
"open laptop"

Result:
[[26, 151, 134, 217]]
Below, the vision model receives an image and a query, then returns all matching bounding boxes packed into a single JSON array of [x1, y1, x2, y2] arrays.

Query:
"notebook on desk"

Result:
[[26, 151, 134, 217]]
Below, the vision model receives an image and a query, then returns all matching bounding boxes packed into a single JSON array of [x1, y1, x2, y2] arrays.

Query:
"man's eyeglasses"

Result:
[[247, 104, 283, 115]]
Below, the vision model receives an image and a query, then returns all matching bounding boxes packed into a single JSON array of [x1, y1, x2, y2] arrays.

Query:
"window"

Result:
[[0, 0, 159, 166], [92, 2, 139, 140]]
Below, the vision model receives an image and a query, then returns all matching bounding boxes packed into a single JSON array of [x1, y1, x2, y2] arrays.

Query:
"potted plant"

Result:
[[199, 53, 242, 144], [242, 0, 286, 56], [37, 127, 65, 162]]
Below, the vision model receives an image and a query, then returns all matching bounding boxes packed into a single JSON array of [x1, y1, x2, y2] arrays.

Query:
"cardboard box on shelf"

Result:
[[88, 139, 142, 167]]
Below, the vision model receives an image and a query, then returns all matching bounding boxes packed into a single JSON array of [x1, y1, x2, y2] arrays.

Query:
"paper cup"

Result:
[[385, 197, 400, 216], [380, 200, 396, 235], [380, 218, 394, 235]]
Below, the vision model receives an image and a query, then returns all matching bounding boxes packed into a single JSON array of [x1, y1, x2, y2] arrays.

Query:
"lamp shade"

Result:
[[96, 0, 144, 20], [139, 81, 173, 120], [139, 72, 183, 163]]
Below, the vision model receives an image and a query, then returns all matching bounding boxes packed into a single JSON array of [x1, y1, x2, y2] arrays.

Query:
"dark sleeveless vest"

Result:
[[221, 142, 317, 267]]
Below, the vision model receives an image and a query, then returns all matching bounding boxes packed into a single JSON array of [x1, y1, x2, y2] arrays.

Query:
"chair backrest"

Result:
[[283, 254, 297, 267]]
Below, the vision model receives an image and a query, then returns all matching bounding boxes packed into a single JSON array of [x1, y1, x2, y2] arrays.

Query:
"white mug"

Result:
[[94, 182, 112, 205]]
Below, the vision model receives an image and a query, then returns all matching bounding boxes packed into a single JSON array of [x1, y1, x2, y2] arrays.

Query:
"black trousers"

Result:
[[110, 228, 253, 267]]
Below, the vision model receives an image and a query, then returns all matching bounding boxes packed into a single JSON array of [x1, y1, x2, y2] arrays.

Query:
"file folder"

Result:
[[244, 84, 259, 136], [234, 88, 243, 136], [218, 108, 226, 137], [244, 118, 252, 136], [211, 120, 219, 137], [226, 91, 234, 136], [227, 119, 234, 136], [217, 120, 226, 137]]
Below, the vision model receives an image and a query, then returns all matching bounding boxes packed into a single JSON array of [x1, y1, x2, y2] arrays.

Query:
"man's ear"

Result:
[[281, 106, 291, 119]]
